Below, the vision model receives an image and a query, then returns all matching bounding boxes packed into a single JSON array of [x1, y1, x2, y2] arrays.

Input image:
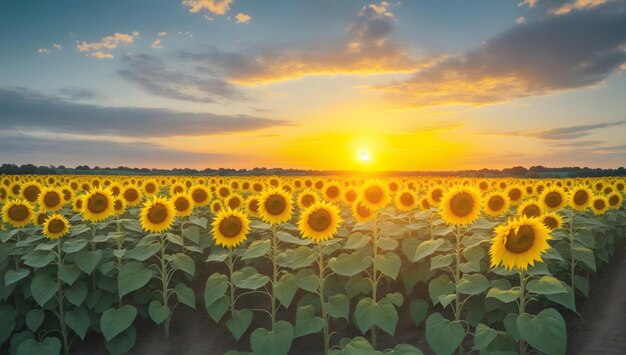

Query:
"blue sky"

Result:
[[0, 0, 625, 170]]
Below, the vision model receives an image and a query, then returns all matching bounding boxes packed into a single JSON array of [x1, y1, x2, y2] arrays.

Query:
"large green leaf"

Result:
[[409, 299, 429, 327], [61, 239, 88, 254], [204, 273, 229, 308], [65, 280, 88, 306], [206, 296, 229, 322], [168, 253, 196, 276], [428, 274, 454, 305], [123, 244, 160, 261], [275, 273, 298, 308], [233, 266, 270, 290], [295, 269, 318, 292], [375, 252, 401, 279], [118, 261, 153, 298], [278, 246, 318, 269], [328, 252, 372, 277], [354, 297, 398, 336], [4, 268, 30, 286], [175, 283, 196, 309], [545, 282, 577, 312], [25, 309, 45, 332], [486, 286, 520, 304], [344, 232, 370, 249], [242, 240, 271, 260], [100, 305, 137, 342], [22, 250, 55, 268], [327, 293, 349, 320], [295, 305, 324, 337], [31, 275, 58, 307], [516, 308, 566, 355], [59, 264, 81, 286], [16, 337, 61, 355], [425, 313, 465, 355], [148, 300, 170, 324], [430, 254, 453, 271], [74, 250, 102, 275], [226, 308, 253, 341], [457, 274, 490, 295], [473, 323, 498, 350], [104, 326, 137, 355], [412, 239, 445, 263], [526, 276, 567, 295], [573, 246, 596, 272], [65, 307, 90, 340], [250, 321, 294, 355]]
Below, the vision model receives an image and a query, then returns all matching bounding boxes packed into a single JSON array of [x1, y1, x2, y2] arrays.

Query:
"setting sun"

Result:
[[358, 150, 371, 163]]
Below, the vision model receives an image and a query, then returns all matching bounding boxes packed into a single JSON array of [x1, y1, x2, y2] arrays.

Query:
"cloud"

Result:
[[0, 132, 234, 168], [52, 44, 62, 50], [118, 53, 246, 102], [179, 2, 429, 84], [58, 87, 100, 101], [234, 12, 251, 24], [158, 32, 167, 37], [182, 0, 232, 15], [485, 121, 626, 140], [151, 39, 163, 48], [516, 16, 527, 24], [550, 0, 617, 15], [37, 48, 50, 54], [0, 87, 288, 138], [375, 9, 626, 107], [76, 31, 139, 59]]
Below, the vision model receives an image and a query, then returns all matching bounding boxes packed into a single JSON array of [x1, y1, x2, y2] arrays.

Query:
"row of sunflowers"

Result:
[[1, 175, 625, 355]]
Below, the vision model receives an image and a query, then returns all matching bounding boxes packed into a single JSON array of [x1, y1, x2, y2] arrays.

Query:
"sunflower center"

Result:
[[75, 199, 83, 209], [192, 189, 208, 203], [37, 213, 48, 225], [308, 209, 332, 232], [544, 192, 562, 208], [114, 200, 124, 211], [87, 193, 109, 213], [431, 189, 443, 203], [219, 187, 230, 198], [543, 216, 558, 229], [9, 205, 29, 221], [145, 183, 156, 193], [44, 192, 61, 207], [147, 203, 168, 224], [449, 192, 474, 217], [315, 181, 323, 189], [488, 196, 504, 211], [505, 225, 535, 254], [248, 199, 259, 213], [111, 186, 120, 196], [357, 204, 371, 218], [522, 204, 541, 218], [326, 186, 339, 199], [421, 199, 430, 209], [609, 195, 619, 206], [175, 197, 190, 212], [301, 195, 315, 207], [173, 186, 184, 194], [400, 192, 414, 207], [508, 189, 521, 201], [48, 219, 66, 234], [479, 182, 488, 190], [365, 186, 383, 204], [62, 189, 71, 200], [229, 198, 241, 209], [265, 195, 286, 215], [573, 190, 588, 205], [594, 199, 605, 210], [345, 190, 357, 203], [124, 189, 139, 202], [24, 186, 40, 202], [219, 216, 243, 238]]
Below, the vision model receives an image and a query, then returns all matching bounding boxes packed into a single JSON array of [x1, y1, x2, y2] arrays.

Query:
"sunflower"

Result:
[[34, 211, 49, 226], [121, 186, 142, 206], [359, 180, 390, 211], [489, 216, 552, 271], [216, 185, 231, 199], [343, 188, 358, 204], [395, 189, 418, 211], [21, 182, 42, 203], [189, 185, 212, 206], [539, 187, 567, 211], [298, 201, 342, 243], [427, 186, 444, 207], [323, 182, 343, 202], [591, 195, 609, 215], [170, 183, 186, 195], [38, 187, 64, 212], [60, 187, 74, 204], [0, 186, 8, 202], [140, 196, 175, 233], [211, 209, 250, 248], [42, 214, 71, 239], [109, 182, 122, 197], [517, 199, 543, 218], [296, 190, 319, 210], [1, 199, 34, 228], [352, 198, 374, 222], [252, 182, 264, 193], [259, 187, 293, 224], [484, 192, 510, 217], [607, 192, 623, 209], [211, 200, 223, 214], [506, 186, 525, 206], [112, 197, 127, 216], [569, 185, 593, 211], [419, 197, 431, 211], [439, 186, 481, 226], [245, 195, 261, 218], [226, 193, 243, 210], [72, 195, 85, 213], [82, 188, 115, 222], [540, 212, 563, 231], [171, 193, 194, 217], [143, 179, 159, 196]]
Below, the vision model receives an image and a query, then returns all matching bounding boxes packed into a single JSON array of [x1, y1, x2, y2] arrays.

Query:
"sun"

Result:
[[358, 150, 371, 163]]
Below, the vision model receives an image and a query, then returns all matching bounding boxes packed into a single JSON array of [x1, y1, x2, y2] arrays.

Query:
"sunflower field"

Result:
[[0, 175, 624, 355]]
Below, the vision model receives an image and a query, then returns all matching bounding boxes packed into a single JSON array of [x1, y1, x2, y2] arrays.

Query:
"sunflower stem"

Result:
[[454, 225, 465, 355], [270, 224, 279, 328], [318, 242, 330, 355], [227, 247, 236, 318], [56, 236, 69, 355], [370, 212, 379, 350], [158, 234, 171, 337], [518, 270, 527, 355]]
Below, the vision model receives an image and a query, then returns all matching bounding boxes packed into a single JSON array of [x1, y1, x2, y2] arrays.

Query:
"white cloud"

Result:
[[90, 51, 114, 59], [203, 14, 214, 21], [152, 39, 163, 49], [516, 16, 527, 24], [37, 48, 50, 54], [235, 13, 251, 24], [518, 0, 539, 7], [158, 31, 167, 37], [76, 31, 139, 59], [52, 43, 62, 50], [182, 0, 233, 15], [550, 0, 615, 15]]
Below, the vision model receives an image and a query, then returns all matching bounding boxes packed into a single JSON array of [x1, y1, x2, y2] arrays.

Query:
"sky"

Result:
[[0, 0, 625, 171]]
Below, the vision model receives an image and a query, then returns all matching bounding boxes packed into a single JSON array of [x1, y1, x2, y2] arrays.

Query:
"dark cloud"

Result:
[[486, 121, 626, 140], [58, 87, 100, 100], [0, 133, 233, 168], [118, 54, 247, 102], [377, 8, 626, 107], [0, 87, 288, 138]]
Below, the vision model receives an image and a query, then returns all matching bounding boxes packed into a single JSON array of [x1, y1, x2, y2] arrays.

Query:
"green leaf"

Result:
[[17, 337, 61, 355], [123, 244, 159, 261], [295, 269, 318, 292], [428, 274, 454, 305], [387, 343, 425, 355], [278, 246, 318, 269], [174, 283, 196, 309], [242, 239, 272, 260], [385, 292, 404, 307], [250, 321, 294, 355], [275, 273, 298, 308], [206, 296, 229, 323], [169, 253, 195, 276], [457, 274, 490, 295], [377, 237, 399, 251], [375, 252, 401, 279], [344, 232, 369, 249], [517, 308, 566, 355], [409, 299, 429, 327], [503, 313, 520, 340], [473, 323, 498, 350], [327, 293, 349, 320], [65, 307, 90, 340], [22, 250, 55, 268], [486, 287, 520, 304], [354, 297, 398, 336], [104, 326, 136, 355], [425, 313, 465, 355], [206, 248, 228, 262], [526, 275, 568, 295], [74, 250, 102, 275], [31, 275, 58, 307], [545, 282, 577, 312], [412, 239, 445, 263], [26, 309, 45, 332], [226, 308, 253, 341], [5, 268, 30, 286], [233, 266, 270, 290], [65, 281, 88, 306], [188, 215, 208, 229], [59, 264, 81, 286], [328, 252, 372, 277], [148, 300, 170, 324], [275, 231, 312, 245], [204, 273, 229, 308], [574, 275, 589, 296], [573, 246, 596, 272], [118, 261, 153, 298], [430, 255, 453, 271], [182, 225, 201, 244], [295, 305, 325, 337], [61, 238, 88, 254], [100, 305, 137, 342]]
